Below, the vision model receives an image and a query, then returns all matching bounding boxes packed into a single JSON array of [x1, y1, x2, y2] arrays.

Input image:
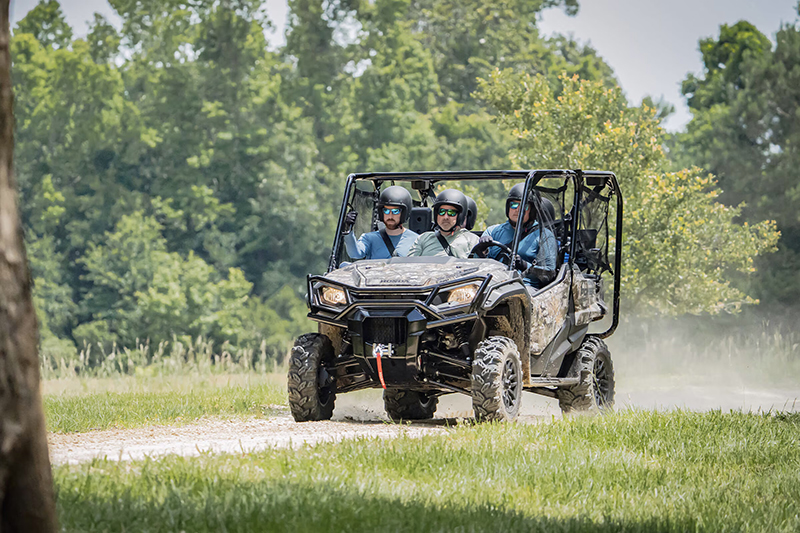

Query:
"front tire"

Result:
[[383, 389, 438, 421], [557, 336, 615, 414], [288, 333, 336, 422], [471, 336, 523, 422]]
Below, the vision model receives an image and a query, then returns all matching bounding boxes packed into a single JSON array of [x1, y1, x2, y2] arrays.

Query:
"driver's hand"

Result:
[[479, 234, 493, 244], [512, 255, 530, 271], [343, 211, 358, 234]]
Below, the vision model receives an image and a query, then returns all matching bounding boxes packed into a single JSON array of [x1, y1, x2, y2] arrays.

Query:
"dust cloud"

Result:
[[334, 314, 800, 420], [606, 315, 800, 413]]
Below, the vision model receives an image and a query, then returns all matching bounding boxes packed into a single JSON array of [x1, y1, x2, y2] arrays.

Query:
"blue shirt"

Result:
[[344, 228, 419, 259], [481, 221, 557, 273]]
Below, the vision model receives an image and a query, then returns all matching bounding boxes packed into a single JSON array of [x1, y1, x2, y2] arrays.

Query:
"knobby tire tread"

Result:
[[288, 333, 336, 422], [383, 390, 438, 421], [471, 335, 522, 422], [557, 335, 615, 414]]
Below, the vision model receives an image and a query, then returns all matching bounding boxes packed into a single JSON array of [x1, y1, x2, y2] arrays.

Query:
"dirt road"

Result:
[[48, 380, 800, 465]]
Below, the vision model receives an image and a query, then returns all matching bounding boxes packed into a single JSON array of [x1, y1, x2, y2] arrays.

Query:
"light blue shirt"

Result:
[[344, 228, 419, 259], [482, 221, 557, 274]]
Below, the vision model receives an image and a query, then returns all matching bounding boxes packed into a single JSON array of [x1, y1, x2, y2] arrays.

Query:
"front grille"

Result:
[[364, 317, 407, 345], [351, 292, 429, 301]]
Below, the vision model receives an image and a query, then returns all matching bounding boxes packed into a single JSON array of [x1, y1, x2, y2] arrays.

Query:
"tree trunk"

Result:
[[0, 1, 57, 531]]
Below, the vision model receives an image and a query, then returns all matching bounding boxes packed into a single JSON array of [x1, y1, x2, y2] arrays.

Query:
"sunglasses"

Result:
[[437, 208, 459, 217], [382, 207, 402, 215], [508, 202, 530, 211]]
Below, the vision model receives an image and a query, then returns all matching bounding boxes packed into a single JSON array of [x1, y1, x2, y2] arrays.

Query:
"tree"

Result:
[[402, 0, 601, 102], [477, 71, 779, 315], [78, 211, 254, 350], [0, 0, 57, 529], [670, 16, 800, 305], [12, 0, 72, 49]]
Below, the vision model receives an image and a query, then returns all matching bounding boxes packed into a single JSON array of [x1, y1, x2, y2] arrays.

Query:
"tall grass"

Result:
[[40, 335, 283, 380], [42, 312, 800, 384], [53, 409, 800, 532], [44, 376, 287, 433]]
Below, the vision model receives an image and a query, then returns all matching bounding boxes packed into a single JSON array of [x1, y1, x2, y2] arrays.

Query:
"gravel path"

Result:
[[48, 415, 450, 465], [48, 383, 800, 465], [47, 394, 476, 465]]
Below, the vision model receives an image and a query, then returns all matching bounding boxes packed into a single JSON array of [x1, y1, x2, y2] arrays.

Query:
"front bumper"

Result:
[[306, 274, 492, 392]]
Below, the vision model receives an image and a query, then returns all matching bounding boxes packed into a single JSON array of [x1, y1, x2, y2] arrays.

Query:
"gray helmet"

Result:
[[432, 189, 468, 228], [378, 186, 413, 224], [465, 196, 478, 230], [505, 182, 542, 219]]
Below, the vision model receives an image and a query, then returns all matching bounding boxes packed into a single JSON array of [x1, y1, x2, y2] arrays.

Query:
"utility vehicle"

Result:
[[288, 170, 622, 422]]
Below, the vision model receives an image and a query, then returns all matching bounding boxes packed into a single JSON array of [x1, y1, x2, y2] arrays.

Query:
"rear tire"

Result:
[[288, 333, 336, 422], [557, 336, 615, 414], [471, 336, 522, 422], [383, 390, 438, 421]]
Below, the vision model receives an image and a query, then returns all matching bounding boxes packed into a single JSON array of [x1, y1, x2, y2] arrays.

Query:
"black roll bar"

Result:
[[325, 169, 623, 336]]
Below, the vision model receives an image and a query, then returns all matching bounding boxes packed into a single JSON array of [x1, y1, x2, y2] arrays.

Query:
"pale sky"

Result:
[[538, 0, 799, 129], [10, 0, 799, 131]]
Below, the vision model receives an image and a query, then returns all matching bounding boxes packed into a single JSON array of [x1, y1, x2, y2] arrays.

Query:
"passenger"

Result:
[[479, 183, 557, 287], [465, 195, 478, 230], [343, 186, 419, 259], [407, 189, 479, 258]]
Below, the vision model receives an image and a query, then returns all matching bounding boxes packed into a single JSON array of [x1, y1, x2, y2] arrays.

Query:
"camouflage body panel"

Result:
[[323, 257, 515, 288], [572, 265, 605, 326], [528, 273, 570, 355]]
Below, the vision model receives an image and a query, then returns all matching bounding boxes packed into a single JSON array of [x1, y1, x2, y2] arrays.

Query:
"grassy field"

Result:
[[53, 409, 800, 532], [44, 373, 286, 433], [43, 317, 800, 531]]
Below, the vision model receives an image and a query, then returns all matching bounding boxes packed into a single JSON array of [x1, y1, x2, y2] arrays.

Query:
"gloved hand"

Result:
[[512, 255, 530, 271], [343, 210, 358, 234], [479, 234, 493, 244]]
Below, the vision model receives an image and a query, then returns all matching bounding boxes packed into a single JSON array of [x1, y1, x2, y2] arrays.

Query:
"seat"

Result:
[[409, 206, 432, 234]]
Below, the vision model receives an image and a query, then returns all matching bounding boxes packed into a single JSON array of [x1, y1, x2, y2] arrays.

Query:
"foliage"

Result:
[[477, 71, 779, 314], [53, 410, 800, 532], [398, 0, 612, 103], [670, 16, 800, 305], [11, 0, 617, 364]]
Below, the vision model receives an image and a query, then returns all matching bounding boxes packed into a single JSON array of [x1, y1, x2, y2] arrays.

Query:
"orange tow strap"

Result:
[[375, 345, 387, 389]]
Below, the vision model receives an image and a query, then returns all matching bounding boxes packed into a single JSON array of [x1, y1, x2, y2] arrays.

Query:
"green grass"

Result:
[[53, 409, 800, 532], [44, 374, 287, 433]]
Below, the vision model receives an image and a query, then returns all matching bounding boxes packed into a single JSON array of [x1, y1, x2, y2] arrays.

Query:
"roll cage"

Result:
[[326, 169, 623, 338]]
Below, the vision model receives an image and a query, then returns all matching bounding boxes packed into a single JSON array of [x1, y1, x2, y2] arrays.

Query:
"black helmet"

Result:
[[505, 182, 542, 219], [465, 196, 478, 230], [378, 186, 413, 224], [432, 189, 468, 228], [540, 197, 556, 226]]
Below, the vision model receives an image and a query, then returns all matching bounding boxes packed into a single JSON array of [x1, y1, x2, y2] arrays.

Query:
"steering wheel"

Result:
[[469, 239, 513, 265]]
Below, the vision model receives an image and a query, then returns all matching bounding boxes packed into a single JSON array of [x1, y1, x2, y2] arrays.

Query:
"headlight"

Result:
[[447, 284, 479, 304], [320, 286, 347, 306]]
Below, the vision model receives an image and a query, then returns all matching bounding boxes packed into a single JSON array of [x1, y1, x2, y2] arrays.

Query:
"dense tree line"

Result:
[[13, 0, 614, 364], [10, 0, 788, 366], [669, 12, 800, 306]]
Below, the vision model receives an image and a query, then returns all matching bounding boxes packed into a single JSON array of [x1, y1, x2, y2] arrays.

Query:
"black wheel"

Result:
[[288, 333, 336, 422], [557, 336, 615, 414], [383, 389, 439, 421], [471, 336, 523, 421]]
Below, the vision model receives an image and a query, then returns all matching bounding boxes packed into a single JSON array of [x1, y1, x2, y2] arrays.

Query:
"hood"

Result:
[[323, 257, 514, 288]]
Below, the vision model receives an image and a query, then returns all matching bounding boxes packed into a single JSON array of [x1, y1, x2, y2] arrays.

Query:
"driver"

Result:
[[407, 189, 479, 258], [479, 183, 557, 286], [343, 186, 419, 259]]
